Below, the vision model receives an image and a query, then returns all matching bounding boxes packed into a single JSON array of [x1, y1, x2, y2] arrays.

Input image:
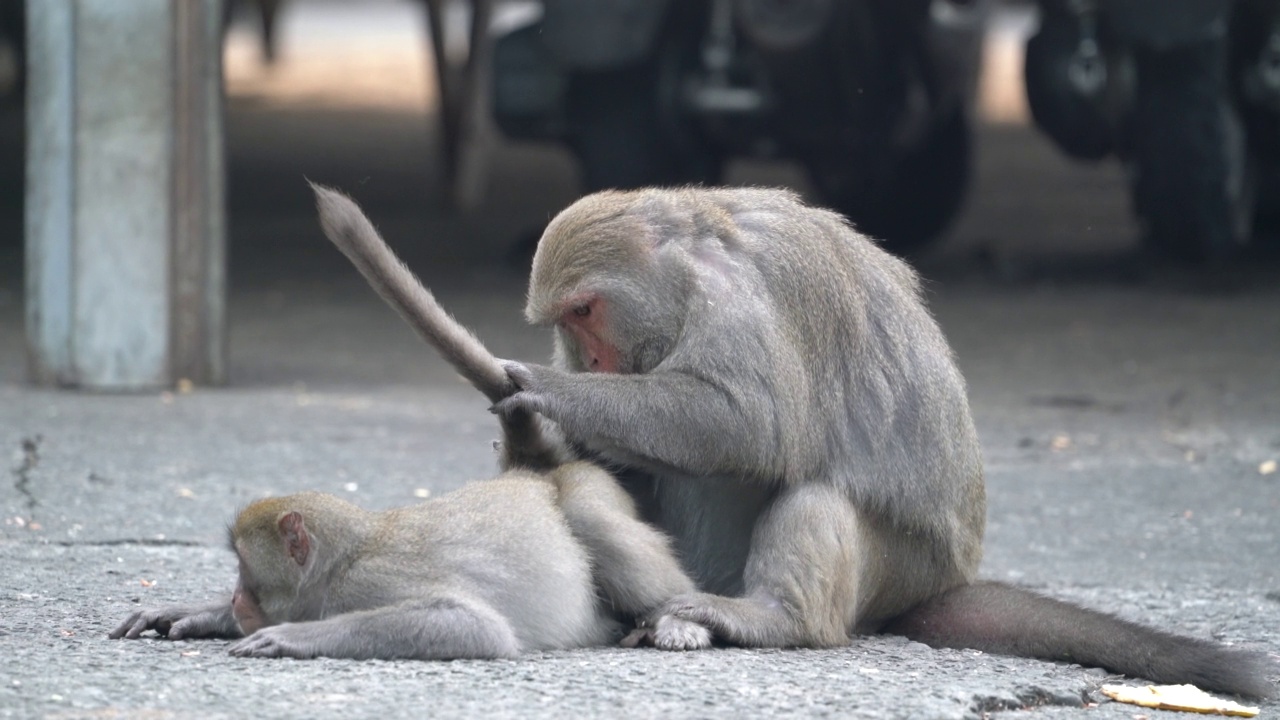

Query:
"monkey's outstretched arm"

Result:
[[110, 601, 241, 641], [309, 182, 513, 404], [227, 596, 521, 660], [496, 361, 779, 480]]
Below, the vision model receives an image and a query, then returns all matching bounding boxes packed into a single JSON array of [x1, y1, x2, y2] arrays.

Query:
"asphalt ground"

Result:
[[0, 4, 1278, 718]]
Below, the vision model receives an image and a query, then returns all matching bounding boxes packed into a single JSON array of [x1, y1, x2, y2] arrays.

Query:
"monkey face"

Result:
[[555, 294, 621, 373], [231, 576, 267, 634]]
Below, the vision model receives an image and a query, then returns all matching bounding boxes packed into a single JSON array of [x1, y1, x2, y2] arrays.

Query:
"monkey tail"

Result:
[[309, 181, 513, 403], [882, 581, 1274, 699]]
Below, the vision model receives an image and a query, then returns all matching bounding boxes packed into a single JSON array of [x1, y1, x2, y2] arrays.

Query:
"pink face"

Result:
[[231, 575, 266, 635], [559, 295, 620, 373]]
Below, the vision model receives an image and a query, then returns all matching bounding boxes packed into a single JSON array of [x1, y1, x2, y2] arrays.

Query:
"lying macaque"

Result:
[[111, 463, 692, 659], [108, 184, 696, 659]]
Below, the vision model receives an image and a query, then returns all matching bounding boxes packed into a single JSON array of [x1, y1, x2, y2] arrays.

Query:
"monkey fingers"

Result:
[[491, 361, 557, 418], [109, 602, 240, 641], [110, 609, 177, 640]]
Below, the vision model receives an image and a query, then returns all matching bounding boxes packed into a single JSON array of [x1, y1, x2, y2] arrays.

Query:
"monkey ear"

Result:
[[276, 511, 311, 567]]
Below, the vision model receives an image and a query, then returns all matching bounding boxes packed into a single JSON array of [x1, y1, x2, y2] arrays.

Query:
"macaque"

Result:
[[111, 465, 692, 659], [108, 185, 698, 659], [491, 186, 1272, 698]]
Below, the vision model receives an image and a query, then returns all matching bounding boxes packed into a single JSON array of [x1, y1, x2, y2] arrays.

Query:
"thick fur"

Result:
[[884, 582, 1274, 700], [496, 187, 1272, 697], [311, 181, 564, 471], [311, 181, 511, 403], [110, 187, 699, 661], [111, 418, 695, 662]]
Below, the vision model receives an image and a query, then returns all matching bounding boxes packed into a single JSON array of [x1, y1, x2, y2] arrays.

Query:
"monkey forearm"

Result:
[[500, 362, 779, 479], [228, 598, 521, 660]]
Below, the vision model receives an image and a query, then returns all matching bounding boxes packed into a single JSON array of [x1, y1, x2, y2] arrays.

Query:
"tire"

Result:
[[563, 2, 719, 194], [1128, 39, 1253, 263], [808, 107, 973, 256], [566, 64, 719, 191], [1023, 3, 1114, 161]]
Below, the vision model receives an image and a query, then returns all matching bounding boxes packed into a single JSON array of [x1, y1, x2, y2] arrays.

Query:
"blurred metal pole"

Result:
[[424, 0, 494, 211], [25, 0, 226, 391]]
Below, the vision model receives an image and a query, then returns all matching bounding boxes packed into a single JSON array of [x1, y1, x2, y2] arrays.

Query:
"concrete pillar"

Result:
[[25, 0, 226, 390]]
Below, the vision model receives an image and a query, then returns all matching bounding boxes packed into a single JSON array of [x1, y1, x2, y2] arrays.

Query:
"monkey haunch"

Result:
[[110, 463, 697, 660], [496, 187, 1272, 698]]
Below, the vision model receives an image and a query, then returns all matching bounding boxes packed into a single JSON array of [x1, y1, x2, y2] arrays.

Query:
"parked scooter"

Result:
[[491, 0, 989, 255], [1024, 0, 1280, 262]]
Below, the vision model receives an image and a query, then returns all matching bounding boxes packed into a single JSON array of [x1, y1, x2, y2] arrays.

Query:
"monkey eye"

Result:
[[572, 304, 591, 318]]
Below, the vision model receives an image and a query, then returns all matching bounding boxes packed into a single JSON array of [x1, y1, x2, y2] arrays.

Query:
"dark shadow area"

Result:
[[3, 3, 1279, 319]]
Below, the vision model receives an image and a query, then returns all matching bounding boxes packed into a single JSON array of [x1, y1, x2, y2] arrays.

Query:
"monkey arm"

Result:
[[496, 361, 782, 480], [226, 596, 521, 661], [109, 601, 241, 640]]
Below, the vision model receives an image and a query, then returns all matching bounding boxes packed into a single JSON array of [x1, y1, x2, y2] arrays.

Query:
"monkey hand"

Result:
[[228, 623, 319, 659], [492, 361, 563, 420], [620, 614, 713, 652], [109, 603, 240, 641]]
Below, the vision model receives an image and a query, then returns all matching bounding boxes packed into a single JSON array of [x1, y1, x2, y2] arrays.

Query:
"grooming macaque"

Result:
[[108, 185, 698, 659], [490, 186, 1272, 698]]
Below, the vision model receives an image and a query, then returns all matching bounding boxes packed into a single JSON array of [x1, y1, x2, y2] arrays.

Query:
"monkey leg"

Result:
[[552, 462, 698, 617], [227, 594, 522, 660], [647, 483, 864, 649]]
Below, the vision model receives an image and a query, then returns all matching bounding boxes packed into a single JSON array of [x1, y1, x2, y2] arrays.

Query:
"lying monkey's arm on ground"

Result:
[[110, 601, 241, 641], [227, 596, 521, 661], [498, 362, 779, 479]]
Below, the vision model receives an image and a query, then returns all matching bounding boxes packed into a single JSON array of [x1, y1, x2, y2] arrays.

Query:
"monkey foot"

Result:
[[621, 614, 712, 651]]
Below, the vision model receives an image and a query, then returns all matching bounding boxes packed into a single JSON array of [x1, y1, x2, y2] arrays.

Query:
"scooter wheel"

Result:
[[1129, 39, 1253, 263]]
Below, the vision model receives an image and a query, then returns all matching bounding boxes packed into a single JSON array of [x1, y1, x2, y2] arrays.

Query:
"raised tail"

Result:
[[882, 581, 1273, 699], [309, 181, 513, 404]]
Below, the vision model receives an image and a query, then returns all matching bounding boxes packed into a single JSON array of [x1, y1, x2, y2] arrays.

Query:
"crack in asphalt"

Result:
[[11, 435, 41, 515], [51, 538, 207, 548], [969, 686, 1090, 716]]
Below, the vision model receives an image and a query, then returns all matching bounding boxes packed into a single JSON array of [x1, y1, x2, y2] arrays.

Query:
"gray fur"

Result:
[[311, 181, 568, 471], [109, 437, 695, 662], [108, 187, 699, 661], [310, 181, 512, 404], [498, 187, 1272, 698]]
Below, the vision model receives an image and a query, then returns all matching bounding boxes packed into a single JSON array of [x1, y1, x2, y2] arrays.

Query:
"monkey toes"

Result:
[[621, 615, 713, 651], [650, 615, 713, 651]]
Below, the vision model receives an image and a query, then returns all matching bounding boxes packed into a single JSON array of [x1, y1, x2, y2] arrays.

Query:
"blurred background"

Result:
[[0, 0, 1278, 389]]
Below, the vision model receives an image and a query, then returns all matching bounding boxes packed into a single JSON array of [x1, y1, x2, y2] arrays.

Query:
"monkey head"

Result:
[[527, 191, 711, 375], [228, 493, 333, 634]]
